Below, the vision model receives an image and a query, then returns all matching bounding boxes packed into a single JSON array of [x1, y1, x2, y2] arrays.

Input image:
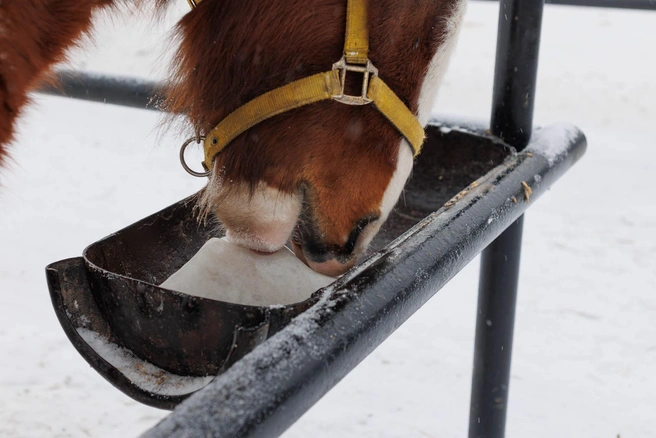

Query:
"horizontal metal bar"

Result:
[[141, 122, 587, 438], [36, 70, 163, 111], [475, 0, 656, 11]]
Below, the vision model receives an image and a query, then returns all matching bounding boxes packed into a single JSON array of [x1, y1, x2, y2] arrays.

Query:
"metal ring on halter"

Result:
[[179, 136, 211, 178]]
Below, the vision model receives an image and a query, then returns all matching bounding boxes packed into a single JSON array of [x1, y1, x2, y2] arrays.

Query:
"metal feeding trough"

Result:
[[41, 1, 591, 434], [46, 197, 318, 409], [46, 117, 585, 412]]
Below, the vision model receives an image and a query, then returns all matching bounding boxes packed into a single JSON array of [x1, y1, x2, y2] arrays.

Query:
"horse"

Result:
[[0, 0, 467, 276]]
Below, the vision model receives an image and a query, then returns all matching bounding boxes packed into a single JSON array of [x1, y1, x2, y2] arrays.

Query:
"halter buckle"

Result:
[[332, 57, 378, 106]]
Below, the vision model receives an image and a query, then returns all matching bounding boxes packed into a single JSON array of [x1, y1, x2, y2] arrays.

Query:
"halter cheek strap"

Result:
[[184, 0, 425, 176], [344, 0, 369, 65]]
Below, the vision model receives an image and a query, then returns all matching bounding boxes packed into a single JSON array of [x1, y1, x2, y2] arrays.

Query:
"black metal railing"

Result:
[[37, 0, 652, 113], [476, 0, 656, 10], [469, 0, 544, 435], [36, 0, 595, 436], [37, 71, 162, 111]]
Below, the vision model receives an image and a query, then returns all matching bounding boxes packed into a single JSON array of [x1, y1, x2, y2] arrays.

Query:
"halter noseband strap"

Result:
[[184, 0, 425, 176]]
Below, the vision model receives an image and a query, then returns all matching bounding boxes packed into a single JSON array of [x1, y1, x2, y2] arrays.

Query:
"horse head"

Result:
[[166, 0, 466, 276]]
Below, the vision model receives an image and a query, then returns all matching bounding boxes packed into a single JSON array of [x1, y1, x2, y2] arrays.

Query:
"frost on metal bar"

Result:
[[141, 120, 586, 438]]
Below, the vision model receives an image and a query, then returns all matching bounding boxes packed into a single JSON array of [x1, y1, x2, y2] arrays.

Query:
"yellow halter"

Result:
[[182, 0, 425, 177]]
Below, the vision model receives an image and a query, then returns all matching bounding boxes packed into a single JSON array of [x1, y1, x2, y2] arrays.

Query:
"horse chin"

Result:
[[307, 258, 354, 278], [224, 228, 289, 254]]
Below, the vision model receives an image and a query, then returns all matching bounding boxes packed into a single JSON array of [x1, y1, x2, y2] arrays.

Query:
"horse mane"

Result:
[[0, 0, 177, 166]]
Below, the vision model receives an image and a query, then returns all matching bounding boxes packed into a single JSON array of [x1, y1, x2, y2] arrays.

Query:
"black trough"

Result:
[[46, 116, 586, 418]]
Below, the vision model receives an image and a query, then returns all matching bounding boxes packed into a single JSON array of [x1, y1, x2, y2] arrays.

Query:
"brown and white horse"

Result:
[[0, 0, 466, 276]]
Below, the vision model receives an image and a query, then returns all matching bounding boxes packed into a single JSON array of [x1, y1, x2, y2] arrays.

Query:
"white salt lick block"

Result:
[[161, 238, 334, 307]]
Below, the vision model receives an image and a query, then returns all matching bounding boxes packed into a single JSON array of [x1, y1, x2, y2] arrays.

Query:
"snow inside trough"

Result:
[[0, 3, 654, 437], [76, 328, 214, 397]]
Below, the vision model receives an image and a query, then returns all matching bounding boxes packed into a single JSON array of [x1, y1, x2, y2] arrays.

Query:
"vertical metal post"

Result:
[[469, 217, 524, 438], [489, 0, 544, 150], [469, 0, 544, 437]]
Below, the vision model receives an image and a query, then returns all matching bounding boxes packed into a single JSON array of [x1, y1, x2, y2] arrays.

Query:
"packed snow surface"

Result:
[[160, 238, 333, 306], [0, 3, 654, 438]]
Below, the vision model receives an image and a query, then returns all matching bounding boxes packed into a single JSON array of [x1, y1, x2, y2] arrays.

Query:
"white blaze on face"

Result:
[[355, 0, 467, 254], [416, 0, 468, 126], [354, 143, 414, 254]]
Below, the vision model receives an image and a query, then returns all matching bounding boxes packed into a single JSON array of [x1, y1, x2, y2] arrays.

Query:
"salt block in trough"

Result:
[[161, 238, 334, 307]]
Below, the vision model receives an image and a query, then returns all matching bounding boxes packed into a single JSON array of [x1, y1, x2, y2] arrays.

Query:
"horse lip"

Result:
[[290, 238, 309, 266]]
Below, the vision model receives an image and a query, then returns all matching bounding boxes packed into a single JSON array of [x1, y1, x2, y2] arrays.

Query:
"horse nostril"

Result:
[[291, 238, 345, 276]]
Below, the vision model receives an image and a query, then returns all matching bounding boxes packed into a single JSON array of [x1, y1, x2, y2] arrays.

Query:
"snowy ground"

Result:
[[1, 2, 655, 437]]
